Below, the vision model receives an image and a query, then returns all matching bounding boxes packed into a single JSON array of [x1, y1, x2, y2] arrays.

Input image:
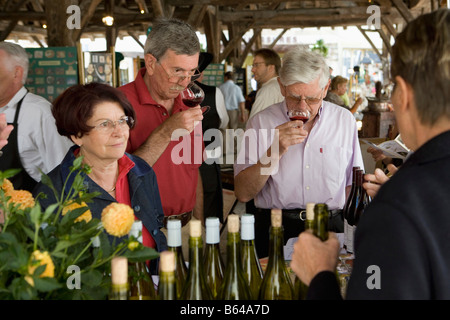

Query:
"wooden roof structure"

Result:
[[0, 0, 445, 67]]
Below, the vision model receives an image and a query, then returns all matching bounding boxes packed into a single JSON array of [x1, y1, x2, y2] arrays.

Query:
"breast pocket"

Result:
[[320, 145, 351, 192]]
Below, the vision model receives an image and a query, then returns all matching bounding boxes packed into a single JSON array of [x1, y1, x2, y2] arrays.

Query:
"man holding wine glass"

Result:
[[234, 45, 364, 258], [291, 9, 450, 300], [119, 18, 206, 257]]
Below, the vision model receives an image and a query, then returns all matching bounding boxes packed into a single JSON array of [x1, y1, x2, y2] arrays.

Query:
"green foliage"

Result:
[[0, 159, 159, 300], [311, 39, 329, 57]]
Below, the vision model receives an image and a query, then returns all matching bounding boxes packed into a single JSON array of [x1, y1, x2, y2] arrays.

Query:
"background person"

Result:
[[291, 9, 450, 299], [0, 42, 73, 191], [33, 83, 166, 273], [0, 113, 13, 151], [324, 75, 363, 114], [195, 52, 229, 223], [249, 48, 284, 119], [234, 46, 364, 258]]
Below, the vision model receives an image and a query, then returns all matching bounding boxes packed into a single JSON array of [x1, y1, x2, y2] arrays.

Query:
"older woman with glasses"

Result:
[[32, 83, 166, 272], [234, 45, 364, 259]]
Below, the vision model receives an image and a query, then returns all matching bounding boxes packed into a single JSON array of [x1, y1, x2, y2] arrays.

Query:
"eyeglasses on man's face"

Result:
[[158, 61, 200, 84], [251, 62, 266, 68], [92, 116, 134, 134], [285, 87, 324, 109]]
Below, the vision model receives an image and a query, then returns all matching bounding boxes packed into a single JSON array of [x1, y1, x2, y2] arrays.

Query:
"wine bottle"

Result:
[[258, 209, 294, 300], [240, 213, 263, 300], [181, 219, 213, 300], [354, 172, 371, 226], [344, 169, 363, 253], [109, 256, 129, 300], [217, 214, 252, 300], [158, 251, 177, 300], [313, 203, 329, 241], [128, 221, 157, 300], [343, 166, 359, 252], [204, 217, 225, 299], [294, 202, 315, 300], [167, 218, 188, 299]]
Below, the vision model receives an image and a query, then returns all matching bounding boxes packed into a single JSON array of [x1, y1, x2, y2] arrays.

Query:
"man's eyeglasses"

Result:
[[158, 61, 200, 83], [252, 62, 266, 68], [92, 116, 134, 134], [285, 87, 324, 108]]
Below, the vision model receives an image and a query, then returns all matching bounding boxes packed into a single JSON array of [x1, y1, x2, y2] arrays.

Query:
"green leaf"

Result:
[[81, 269, 103, 287], [124, 246, 160, 262], [33, 277, 63, 292]]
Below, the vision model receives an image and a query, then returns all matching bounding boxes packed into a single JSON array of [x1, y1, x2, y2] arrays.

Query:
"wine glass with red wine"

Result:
[[181, 82, 210, 114], [287, 109, 311, 126]]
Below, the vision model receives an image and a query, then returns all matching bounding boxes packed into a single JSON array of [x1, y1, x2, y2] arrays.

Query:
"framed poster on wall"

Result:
[[82, 52, 114, 86], [25, 47, 79, 102]]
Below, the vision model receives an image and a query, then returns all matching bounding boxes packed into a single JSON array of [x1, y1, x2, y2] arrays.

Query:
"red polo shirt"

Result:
[[119, 68, 204, 217]]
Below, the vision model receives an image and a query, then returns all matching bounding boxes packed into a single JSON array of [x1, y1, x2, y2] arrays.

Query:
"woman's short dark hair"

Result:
[[330, 76, 348, 91], [52, 82, 136, 140]]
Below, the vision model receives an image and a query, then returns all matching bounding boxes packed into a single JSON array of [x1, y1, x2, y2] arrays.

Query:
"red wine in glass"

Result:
[[181, 82, 210, 114], [287, 110, 311, 125], [289, 115, 309, 123]]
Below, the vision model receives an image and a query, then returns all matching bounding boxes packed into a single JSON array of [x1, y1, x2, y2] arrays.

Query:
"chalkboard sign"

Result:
[[25, 47, 79, 102]]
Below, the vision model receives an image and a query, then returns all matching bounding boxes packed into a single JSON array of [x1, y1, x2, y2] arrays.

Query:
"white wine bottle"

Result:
[[204, 217, 224, 299], [167, 219, 188, 299], [258, 209, 294, 300], [240, 213, 263, 300], [294, 202, 315, 300], [217, 214, 251, 300], [128, 221, 157, 300], [109, 256, 129, 300], [181, 220, 213, 300], [158, 251, 177, 300]]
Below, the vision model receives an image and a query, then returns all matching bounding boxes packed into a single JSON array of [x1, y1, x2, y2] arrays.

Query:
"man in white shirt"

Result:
[[0, 42, 73, 191], [249, 48, 284, 119]]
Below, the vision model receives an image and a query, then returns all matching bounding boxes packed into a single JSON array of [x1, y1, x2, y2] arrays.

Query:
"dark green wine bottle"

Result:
[[259, 209, 294, 300], [217, 214, 252, 300], [167, 219, 188, 299], [294, 202, 315, 300], [128, 221, 156, 300], [181, 220, 213, 300], [158, 251, 177, 300], [109, 256, 129, 300], [204, 217, 224, 299], [240, 214, 263, 300]]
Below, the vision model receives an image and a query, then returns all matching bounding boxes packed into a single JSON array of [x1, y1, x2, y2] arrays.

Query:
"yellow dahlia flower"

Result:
[[101, 203, 135, 237], [28, 250, 55, 278], [8, 189, 35, 210], [62, 201, 92, 223], [1, 178, 14, 195]]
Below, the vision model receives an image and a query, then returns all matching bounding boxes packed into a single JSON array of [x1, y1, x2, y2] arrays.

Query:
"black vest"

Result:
[[0, 92, 37, 191], [196, 81, 221, 145]]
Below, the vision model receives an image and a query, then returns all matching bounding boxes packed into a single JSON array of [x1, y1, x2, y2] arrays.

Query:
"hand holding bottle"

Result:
[[363, 164, 398, 198], [290, 231, 340, 286]]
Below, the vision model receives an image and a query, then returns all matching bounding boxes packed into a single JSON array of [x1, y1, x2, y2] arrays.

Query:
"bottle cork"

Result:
[[160, 251, 175, 273], [228, 214, 240, 233], [190, 219, 202, 238], [111, 256, 128, 285], [306, 203, 316, 221], [271, 209, 282, 227]]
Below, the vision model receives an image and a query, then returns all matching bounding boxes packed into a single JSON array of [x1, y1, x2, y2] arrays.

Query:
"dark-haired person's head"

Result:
[[52, 82, 136, 141], [391, 9, 450, 127], [389, 9, 450, 151]]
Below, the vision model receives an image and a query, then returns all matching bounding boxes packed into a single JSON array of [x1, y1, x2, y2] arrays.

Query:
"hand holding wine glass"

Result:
[[181, 82, 210, 114]]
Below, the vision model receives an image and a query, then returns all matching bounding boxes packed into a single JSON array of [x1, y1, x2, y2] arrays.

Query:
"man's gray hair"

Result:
[[0, 41, 29, 84], [144, 18, 200, 60], [279, 45, 330, 89]]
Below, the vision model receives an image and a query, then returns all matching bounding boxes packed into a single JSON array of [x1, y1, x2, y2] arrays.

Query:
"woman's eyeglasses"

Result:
[[92, 116, 134, 133]]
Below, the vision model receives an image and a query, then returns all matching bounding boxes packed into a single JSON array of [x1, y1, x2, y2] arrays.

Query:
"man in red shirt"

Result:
[[119, 18, 205, 231]]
